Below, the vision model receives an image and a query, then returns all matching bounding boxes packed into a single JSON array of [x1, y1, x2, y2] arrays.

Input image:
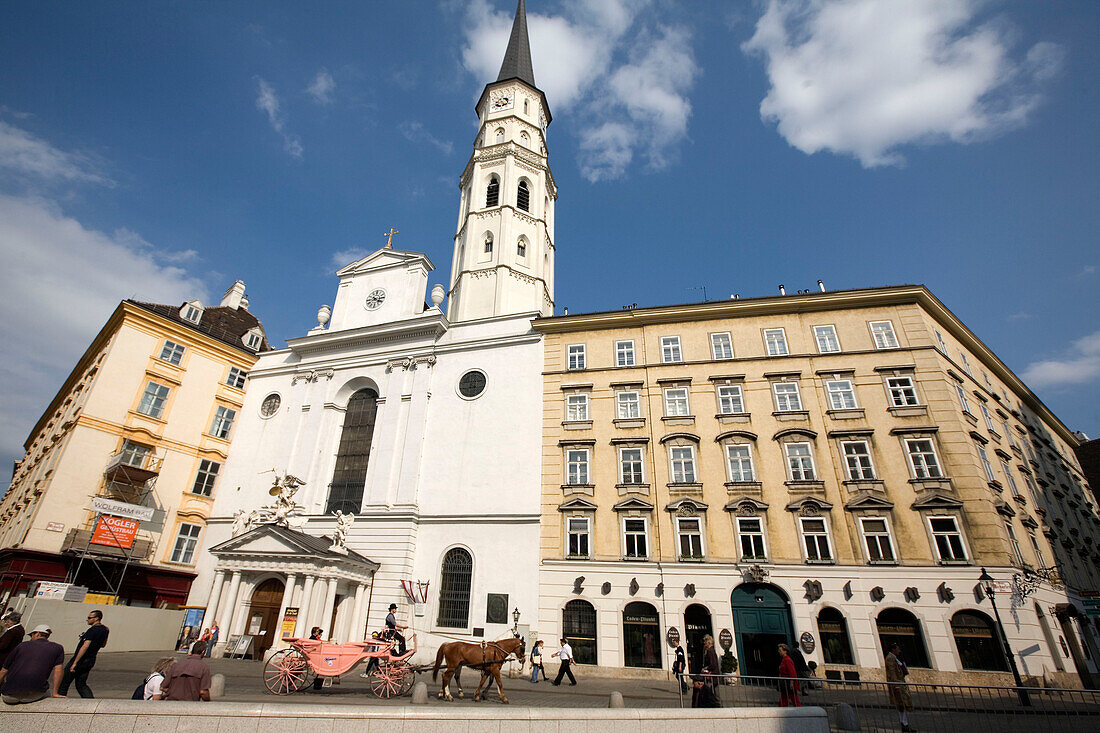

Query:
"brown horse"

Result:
[[432, 636, 526, 703]]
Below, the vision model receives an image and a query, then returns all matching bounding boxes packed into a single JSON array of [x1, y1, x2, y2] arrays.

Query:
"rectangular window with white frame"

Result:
[[772, 382, 803, 412], [191, 459, 221, 497], [566, 393, 589, 422], [677, 517, 705, 559], [615, 340, 635, 367], [119, 440, 152, 468], [980, 403, 997, 433], [905, 438, 943, 479], [170, 523, 202, 564], [711, 332, 733, 360], [1005, 521, 1025, 566], [664, 387, 690, 417], [137, 381, 171, 419], [800, 517, 833, 562], [785, 442, 816, 481], [860, 517, 896, 563], [661, 336, 682, 363], [669, 446, 697, 483], [725, 444, 755, 482], [736, 517, 767, 560], [1028, 531, 1048, 569], [566, 449, 589, 485], [619, 448, 644, 484], [1000, 460, 1020, 497], [717, 384, 744, 414], [623, 517, 649, 559], [567, 517, 590, 558], [813, 325, 840, 353], [567, 344, 586, 370], [886, 376, 919, 407], [842, 441, 876, 480], [929, 515, 968, 562], [934, 330, 947, 354], [954, 383, 973, 415], [159, 340, 186, 365], [1003, 422, 1017, 449], [226, 366, 247, 389], [617, 391, 641, 419], [763, 328, 788, 356], [976, 443, 996, 483], [209, 405, 236, 439], [960, 352, 974, 375], [825, 379, 857, 410], [869, 320, 899, 349]]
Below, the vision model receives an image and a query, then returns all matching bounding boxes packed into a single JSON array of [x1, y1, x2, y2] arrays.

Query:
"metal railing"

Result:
[[677, 673, 1100, 732]]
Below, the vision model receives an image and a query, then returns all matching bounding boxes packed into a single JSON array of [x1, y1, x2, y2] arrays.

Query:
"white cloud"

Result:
[[1022, 331, 1100, 388], [0, 195, 209, 461], [1076, 265, 1096, 278], [459, 0, 697, 182], [307, 69, 336, 105], [399, 121, 454, 155], [255, 78, 304, 158], [0, 120, 113, 186], [742, 0, 1062, 167], [331, 247, 370, 269]]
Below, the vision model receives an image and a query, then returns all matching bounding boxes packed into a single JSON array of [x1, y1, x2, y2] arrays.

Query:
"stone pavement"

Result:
[[68, 652, 689, 708]]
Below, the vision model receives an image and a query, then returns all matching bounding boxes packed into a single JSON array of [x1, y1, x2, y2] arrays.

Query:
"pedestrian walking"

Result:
[[206, 623, 219, 658], [885, 643, 915, 732], [672, 638, 688, 694], [701, 634, 721, 691], [138, 657, 175, 700], [163, 641, 211, 701], [0, 612, 26, 668], [58, 609, 109, 698], [690, 674, 721, 708], [0, 624, 64, 704], [550, 637, 576, 686], [777, 643, 801, 707], [529, 639, 548, 682]]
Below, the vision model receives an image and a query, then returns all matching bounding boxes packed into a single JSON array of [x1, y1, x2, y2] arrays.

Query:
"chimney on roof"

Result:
[[221, 280, 247, 310]]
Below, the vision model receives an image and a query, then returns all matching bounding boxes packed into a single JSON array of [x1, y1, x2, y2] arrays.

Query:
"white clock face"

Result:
[[491, 91, 513, 110], [365, 289, 386, 310]]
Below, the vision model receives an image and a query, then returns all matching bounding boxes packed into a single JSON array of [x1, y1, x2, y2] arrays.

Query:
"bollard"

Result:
[[210, 673, 226, 699], [608, 691, 625, 708], [411, 682, 429, 705], [835, 702, 859, 731]]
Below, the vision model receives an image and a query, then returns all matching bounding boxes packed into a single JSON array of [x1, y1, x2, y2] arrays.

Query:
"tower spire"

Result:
[[496, 0, 536, 88]]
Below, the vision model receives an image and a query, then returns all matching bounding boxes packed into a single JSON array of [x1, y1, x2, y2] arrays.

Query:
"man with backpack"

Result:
[[162, 641, 211, 701]]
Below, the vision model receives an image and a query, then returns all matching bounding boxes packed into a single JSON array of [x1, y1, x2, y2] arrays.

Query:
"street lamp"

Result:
[[512, 607, 521, 636], [979, 567, 1031, 706]]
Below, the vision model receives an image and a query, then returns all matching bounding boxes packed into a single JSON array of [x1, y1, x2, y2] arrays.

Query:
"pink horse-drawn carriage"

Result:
[[263, 633, 418, 697]]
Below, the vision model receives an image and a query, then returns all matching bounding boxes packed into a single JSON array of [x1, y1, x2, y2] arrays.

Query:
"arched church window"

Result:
[[326, 388, 378, 514], [523, 99, 529, 115], [516, 237, 527, 259], [437, 547, 473, 628], [517, 180, 530, 212], [486, 177, 499, 208], [484, 233, 493, 254], [495, 128, 505, 144], [520, 131, 529, 148]]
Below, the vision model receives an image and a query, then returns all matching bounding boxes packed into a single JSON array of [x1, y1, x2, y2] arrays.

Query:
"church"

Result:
[[187, 0, 554, 658]]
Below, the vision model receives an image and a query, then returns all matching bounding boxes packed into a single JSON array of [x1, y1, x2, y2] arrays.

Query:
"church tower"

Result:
[[448, 0, 555, 322]]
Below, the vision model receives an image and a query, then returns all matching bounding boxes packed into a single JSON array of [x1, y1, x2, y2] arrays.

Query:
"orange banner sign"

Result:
[[90, 515, 138, 548]]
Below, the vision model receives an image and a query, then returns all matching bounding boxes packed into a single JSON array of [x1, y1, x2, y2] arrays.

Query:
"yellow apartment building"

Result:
[[533, 284, 1100, 687], [0, 282, 268, 607]]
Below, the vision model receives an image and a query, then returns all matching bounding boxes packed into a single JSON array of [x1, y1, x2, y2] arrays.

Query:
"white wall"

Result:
[[15, 599, 185, 653]]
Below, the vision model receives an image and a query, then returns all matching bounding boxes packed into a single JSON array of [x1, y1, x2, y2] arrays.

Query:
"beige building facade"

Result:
[[533, 285, 1100, 687], [0, 282, 267, 607]]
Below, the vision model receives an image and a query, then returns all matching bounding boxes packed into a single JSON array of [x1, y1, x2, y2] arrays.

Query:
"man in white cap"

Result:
[[0, 624, 65, 704]]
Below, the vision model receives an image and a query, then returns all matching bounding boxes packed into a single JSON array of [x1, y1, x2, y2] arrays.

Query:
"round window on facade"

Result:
[[260, 393, 281, 418], [458, 370, 487, 400]]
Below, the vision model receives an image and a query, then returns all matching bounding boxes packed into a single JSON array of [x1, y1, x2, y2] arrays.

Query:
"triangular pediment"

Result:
[[613, 497, 655, 512], [910, 491, 964, 511], [844, 492, 895, 511], [336, 248, 434, 277], [208, 523, 376, 568], [558, 497, 598, 512]]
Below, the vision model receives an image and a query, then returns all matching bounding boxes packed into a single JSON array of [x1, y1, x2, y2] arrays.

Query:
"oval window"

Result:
[[260, 393, 281, 417], [458, 370, 487, 399]]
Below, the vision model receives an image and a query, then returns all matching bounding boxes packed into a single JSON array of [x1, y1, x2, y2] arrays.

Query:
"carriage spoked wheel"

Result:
[[370, 661, 414, 698], [264, 648, 315, 695]]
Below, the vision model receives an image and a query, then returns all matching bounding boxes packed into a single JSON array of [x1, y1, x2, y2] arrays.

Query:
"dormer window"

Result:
[[517, 180, 530, 212], [180, 301, 203, 324], [243, 329, 263, 351]]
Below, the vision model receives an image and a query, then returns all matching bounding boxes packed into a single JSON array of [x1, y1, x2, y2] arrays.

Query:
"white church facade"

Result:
[[186, 1, 554, 660]]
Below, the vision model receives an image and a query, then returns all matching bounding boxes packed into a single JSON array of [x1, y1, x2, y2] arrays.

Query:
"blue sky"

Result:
[[1, 0, 1098, 469]]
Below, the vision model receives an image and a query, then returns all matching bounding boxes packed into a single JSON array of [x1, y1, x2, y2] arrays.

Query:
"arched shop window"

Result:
[[818, 607, 854, 666], [951, 610, 1009, 671], [623, 601, 661, 669], [876, 608, 930, 668], [563, 599, 597, 665]]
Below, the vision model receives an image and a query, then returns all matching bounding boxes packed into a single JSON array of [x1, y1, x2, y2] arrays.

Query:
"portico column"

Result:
[[205, 570, 226, 628], [218, 571, 242, 637], [350, 583, 367, 641], [275, 573, 298, 646], [321, 577, 339, 639], [294, 575, 317, 637]]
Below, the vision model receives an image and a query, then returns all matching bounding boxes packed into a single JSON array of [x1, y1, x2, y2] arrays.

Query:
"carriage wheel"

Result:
[[263, 649, 314, 695], [371, 661, 413, 698]]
